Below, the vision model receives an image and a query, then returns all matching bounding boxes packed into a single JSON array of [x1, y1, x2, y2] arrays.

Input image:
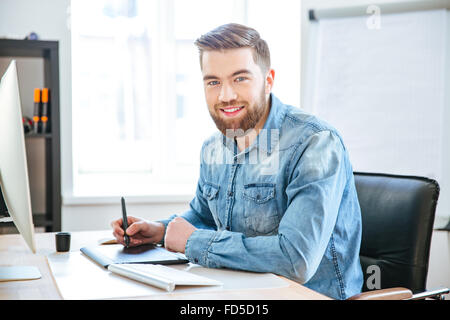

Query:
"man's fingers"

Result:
[[111, 218, 137, 236], [125, 221, 141, 236], [111, 219, 124, 233], [127, 216, 140, 224], [112, 231, 125, 245], [129, 238, 143, 246], [113, 229, 144, 247]]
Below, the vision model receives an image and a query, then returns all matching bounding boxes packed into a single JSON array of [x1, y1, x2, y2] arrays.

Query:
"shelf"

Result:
[[25, 133, 52, 139], [0, 39, 58, 58], [33, 213, 54, 227], [0, 213, 53, 228], [0, 39, 61, 232]]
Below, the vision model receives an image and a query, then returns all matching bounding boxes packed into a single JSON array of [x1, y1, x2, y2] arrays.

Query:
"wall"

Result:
[[63, 201, 189, 231], [427, 231, 450, 298]]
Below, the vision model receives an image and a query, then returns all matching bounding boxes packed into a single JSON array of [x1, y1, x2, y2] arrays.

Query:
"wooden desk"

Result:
[[0, 230, 330, 300]]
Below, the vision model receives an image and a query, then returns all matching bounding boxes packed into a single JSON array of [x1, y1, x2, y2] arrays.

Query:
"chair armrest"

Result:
[[408, 287, 450, 300], [347, 287, 413, 300]]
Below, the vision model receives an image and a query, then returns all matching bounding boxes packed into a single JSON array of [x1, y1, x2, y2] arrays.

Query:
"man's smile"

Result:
[[220, 105, 245, 117]]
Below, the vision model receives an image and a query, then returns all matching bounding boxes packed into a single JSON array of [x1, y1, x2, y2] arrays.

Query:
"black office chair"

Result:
[[348, 172, 449, 300]]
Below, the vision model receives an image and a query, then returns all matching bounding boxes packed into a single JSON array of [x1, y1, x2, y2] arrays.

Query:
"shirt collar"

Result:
[[262, 93, 284, 132]]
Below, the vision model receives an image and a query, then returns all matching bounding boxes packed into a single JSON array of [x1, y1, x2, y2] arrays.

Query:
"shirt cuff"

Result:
[[185, 229, 217, 266], [155, 214, 177, 246]]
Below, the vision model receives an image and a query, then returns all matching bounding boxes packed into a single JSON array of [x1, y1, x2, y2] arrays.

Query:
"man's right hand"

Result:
[[111, 216, 165, 247]]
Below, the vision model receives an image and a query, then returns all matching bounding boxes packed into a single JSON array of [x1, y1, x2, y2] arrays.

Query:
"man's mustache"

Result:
[[214, 101, 247, 109]]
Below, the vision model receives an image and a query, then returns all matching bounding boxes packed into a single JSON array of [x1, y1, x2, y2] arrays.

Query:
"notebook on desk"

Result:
[[80, 243, 189, 268]]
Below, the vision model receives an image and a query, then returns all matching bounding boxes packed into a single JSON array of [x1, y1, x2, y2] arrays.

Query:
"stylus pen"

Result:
[[121, 197, 130, 248]]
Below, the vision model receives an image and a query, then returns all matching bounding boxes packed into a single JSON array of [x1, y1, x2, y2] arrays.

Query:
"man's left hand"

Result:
[[164, 216, 197, 253]]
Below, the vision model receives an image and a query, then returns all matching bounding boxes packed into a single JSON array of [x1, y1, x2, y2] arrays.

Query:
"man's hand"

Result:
[[111, 216, 165, 247], [164, 217, 197, 253]]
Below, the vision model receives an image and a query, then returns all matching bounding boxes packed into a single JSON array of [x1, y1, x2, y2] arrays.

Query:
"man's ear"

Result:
[[265, 69, 275, 94]]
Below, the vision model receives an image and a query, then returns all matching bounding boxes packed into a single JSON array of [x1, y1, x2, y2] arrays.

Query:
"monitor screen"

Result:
[[0, 184, 9, 218], [0, 60, 36, 253]]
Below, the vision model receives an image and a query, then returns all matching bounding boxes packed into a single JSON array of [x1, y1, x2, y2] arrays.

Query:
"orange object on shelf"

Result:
[[41, 88, 50, 133], [41, 88, 49, 103], [33, 88, 41, 103], [33, 88, 41, 134]]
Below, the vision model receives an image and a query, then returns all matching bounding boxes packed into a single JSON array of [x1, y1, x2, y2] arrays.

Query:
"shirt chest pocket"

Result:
[[202, 182, 221, 228], [242, 183, 279, 236]]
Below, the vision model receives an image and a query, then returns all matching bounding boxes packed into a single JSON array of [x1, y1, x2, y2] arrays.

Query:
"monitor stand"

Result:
[[0, 266, 41, 281], [0, 206, 41, 282], [0, 218, 42, 281]]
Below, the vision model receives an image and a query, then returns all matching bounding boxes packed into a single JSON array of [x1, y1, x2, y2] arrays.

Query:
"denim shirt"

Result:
[[159, 94, 363, 299]]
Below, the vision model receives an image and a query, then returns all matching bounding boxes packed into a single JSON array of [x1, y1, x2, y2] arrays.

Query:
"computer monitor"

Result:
[[0, 60, 41, 281]]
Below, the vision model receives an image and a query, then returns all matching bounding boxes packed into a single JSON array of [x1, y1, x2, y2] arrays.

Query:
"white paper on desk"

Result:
[[46, 252, 288, 300]]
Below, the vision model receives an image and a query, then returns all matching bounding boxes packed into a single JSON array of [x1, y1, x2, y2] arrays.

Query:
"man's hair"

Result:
[[194, 23, 271, 73]]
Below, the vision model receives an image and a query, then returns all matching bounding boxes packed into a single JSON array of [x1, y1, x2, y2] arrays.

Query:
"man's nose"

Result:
[[219, 83, 237, 103]]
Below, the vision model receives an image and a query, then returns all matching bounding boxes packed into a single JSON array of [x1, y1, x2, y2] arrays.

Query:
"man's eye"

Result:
[[207, 80, 220, 86], [235, 77, 247, 82]]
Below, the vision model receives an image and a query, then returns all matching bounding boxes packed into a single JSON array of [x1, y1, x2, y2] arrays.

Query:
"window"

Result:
[[70, 0, 301, 199], [71, 0, 245, 197]]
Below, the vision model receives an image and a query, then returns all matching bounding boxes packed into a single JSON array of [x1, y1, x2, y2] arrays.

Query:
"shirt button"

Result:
[[194, 258, 199, 263], [228, 191, 233, 197], [226, 226, 230, 231]]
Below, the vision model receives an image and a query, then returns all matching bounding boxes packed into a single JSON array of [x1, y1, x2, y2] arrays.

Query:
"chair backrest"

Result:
[[353, 172, 439, 293]]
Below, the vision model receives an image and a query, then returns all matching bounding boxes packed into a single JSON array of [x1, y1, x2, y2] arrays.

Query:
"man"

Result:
[[111, 23, 363, 299]]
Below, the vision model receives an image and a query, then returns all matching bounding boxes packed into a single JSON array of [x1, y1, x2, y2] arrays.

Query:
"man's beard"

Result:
[[208, 89, 268, 137]]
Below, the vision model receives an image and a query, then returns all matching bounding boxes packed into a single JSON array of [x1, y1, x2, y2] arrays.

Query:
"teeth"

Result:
[[223, 107, 242, 113]]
